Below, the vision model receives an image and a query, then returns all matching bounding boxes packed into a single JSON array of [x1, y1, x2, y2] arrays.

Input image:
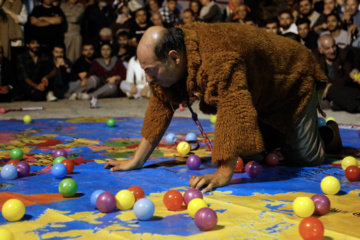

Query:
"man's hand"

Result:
[[106, 76, 119, 84], [104, 158, 144, 172], [323, 83, 333, 99], [37, 83, 45, 92], [81, 78, 87, 87], [348, 24, 358, 34], [0, 86, 9, 94]]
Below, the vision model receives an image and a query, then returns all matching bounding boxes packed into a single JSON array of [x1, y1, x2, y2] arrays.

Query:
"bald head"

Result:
[[138, 26, 167, 61], [318, 34, 335, 48], [318, 34, 337, 60]]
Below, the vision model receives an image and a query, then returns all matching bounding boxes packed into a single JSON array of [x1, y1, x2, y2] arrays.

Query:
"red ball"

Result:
[[0, 107, 6, 114], [234, 157, 244, 173], [265, 153, 279, 166], [163, 190, 183, 211], [128, 186, 145, 202], [345, 165, 360, 182], [61, 159, 74, 174], [7, 159, 20, 166], [299, 217, 324, 240]]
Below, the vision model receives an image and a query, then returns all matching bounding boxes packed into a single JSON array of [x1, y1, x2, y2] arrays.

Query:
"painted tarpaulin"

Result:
[[0, 117, 359, 240]]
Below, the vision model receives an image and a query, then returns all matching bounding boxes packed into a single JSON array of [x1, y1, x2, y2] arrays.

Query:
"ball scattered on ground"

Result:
[[115, 190, 135, 210], [321, 176, 340, 195], [186, 155, 201, 170], [210, 115, 217, 124], [96, 192, 116, 213], [9, 148, 23, 160], [183, 188, 203, 206], [299, 217, 324, 240], [53, 156, 66, 165], [188, 198, 208, 218], [317, 117, 326, 127], [165, 133, 177, 145], [128, 186, 145, 202], [53, 149, 67, 159], [7, 159, 20, 166], [326, 117, 336, 122], [59, 178, 78, 197], [234, 157, 244, 173], [15, 161, 30, 178], [185, 132, 197, 141], [107, 118, 116, 127], [133, 198, 155, 220], [293, 197, 315, 218], [345, 165, 360, 182], [245, 161, 261, 178], [0, 229, 14, 240], [311, 194, 331, 216], [265, 153, 280, 166], [52, 163, 67, 179], [90, 190, 106, 208], [61, 159, 75, 174], [2, 199, 25, 222], [177, 141, 191, 155], [23, 115, 32, 124], [0, 107, 6, 114], [341, 156, 358, 170], [163, 189, 183, 211], [194, 207, 218, 231], [1, 165, 18, 180]]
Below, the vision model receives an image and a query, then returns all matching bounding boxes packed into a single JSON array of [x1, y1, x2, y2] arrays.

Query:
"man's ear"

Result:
[[168, 50, 180, 64]]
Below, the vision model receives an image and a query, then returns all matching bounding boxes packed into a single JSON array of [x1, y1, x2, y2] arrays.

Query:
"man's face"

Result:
[[299, 0, 312, 16], [326, 15, 340, 31], [265, 22, 279, 33], [117, 36, 128, 46], [167, 1, 177, 11], [43, 0, 54, 6], [238, 5, 247, 20], [319, 37, 337, 60], [324, 0, 337, 13], [297, 23, 309, 38], [279, 13, 293, 30], [183, 11, 194, 24], [149, 0, 159, 11], [152, 14, 163, 26], [52, 47, 64, 59], [27, 40, 40, 54], [245, 20, 256, 27], [136, 10, 147, 24], [345, 0, 358, 15], [82, 45, 94, 59]]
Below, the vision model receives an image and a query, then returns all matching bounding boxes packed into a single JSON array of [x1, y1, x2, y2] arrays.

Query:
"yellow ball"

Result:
[[0, 229, 14, 240], [115, 190, 135, 210], [293, 197, 315, 218], [177, 141, 191, 155], [210, 115, 217, 124], [188, 198, 207, 218], [23, 115, 32, 124], [2, 199, 25, 222], [326, 117, 336, 122], [321, 176, 341, 195], [341, 156, 358, 170]]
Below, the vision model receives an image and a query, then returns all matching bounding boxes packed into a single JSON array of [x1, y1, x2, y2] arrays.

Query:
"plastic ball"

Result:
[[61, 159, 75, 174], [16, 161, 30, 178], [23, 115, 32, 124], [326, 117, 336, 122], [245, 161, 261, 178], [179, 104, 185, 111], [341, 156, 358, 170], [0, 229, 14, 240], [345, 165, 360, 182], [9, 148, 23, 160], [2, 199, 25, 222], [115, 190, 135, 210], [186, 155, 201, 170], [59, 178, 78, 197], [165, 133, 177, 145], [96, 192, 116, 213], [163, 189, 183, 211], [53, 156, 66, 165], [183, 188, 203, 206], [265, 153, 279, 166], [51, 163, 67, 179], [0, 107, 6, 114], [358, 130, 360, 138], [53, 149, 68, 159], [185, 132, 197, 141], [293, 197, 315, 218], [317, 117, 326, 127], [1, 165, 18, 180], [133, 198, 155, 220], [90, 190, 106, 208], [311, 194, 330, 216], [107, 118, 116, 127], [128, 186, 145, 202], [299, 217, 324, 240], [188, 198, 208, 218], [210, 115, 217, 124], [194, 207, 218, 231], [7, 159, 20, 166], [234, 157, 244, 173], [177, 141, 191, 155], [321, 176, 340, 195]]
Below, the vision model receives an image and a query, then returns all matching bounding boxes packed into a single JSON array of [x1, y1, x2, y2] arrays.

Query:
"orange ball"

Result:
[[61, 159, 74, 174], [299, 217, 324, 240], [163, 190, 183, 211], [7, 159, 20, 166], [234, 157, 244, 173], [128, 186, 145, 202]]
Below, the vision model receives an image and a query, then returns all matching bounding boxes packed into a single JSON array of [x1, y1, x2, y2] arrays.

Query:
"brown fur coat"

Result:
[[141, 22, 327, 163]]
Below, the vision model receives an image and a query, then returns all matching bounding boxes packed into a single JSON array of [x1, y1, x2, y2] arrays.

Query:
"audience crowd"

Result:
[[1, 0, 360, 113]]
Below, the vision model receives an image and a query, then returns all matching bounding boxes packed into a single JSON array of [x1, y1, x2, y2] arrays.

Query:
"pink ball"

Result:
[[0, 107, 6, 114], [265, 153, 279, 166], [53, 149, 68, 159], [16, 161, 30, 178], [194, 208, 218, 231], [96, 192, 116, 213], [311, 194, 331, 216], [183, 188, 203, 206], [245, 161, 261, 178], [186, 155, 201, 170]]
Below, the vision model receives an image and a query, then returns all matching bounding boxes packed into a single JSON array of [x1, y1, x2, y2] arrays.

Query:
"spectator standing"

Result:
[[296, 17, 319, 51], [159, 0, 180, 27], [199, 0, 221, 23]]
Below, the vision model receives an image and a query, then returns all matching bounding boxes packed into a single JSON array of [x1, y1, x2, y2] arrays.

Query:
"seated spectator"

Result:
[[321, 12, 352, 48], [151, 12, 171, 28], [182, 9, 196, 24], [147, 0, 160, 18], [341, 0, 360, 39], [224, 3, 247, 23], [95, 27, 115, 56], [16, 38, 58, 101], [244, 14, 257, 27], [114, 30, 136, 67], [159, 0, 180, 27], [314, 34, 360, 113], [264, 17, 280, 34], [277, 0, 299, 20], [0, 0, 28, 60], [70, 42, 126, 100], [128, 8, 152, 47], [278, 9, 298, 34], [115, 3, 130, 24], [323, 0, 339, 15], [199, 0, 222, 23], [189, 0, 202, 20], [0, 45, 17, 102], [222, 0, 241, 22], [298, 0, 323, 31], [296, 17, 319, 51], [120, 55, 149, 99], [282, 32, 301, 42]]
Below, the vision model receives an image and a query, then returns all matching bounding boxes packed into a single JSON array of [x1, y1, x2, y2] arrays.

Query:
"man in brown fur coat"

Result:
[[105, 23, 352, 192]]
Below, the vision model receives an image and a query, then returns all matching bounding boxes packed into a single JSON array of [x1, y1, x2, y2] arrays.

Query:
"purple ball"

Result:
[[53, 149, 68, 159], [358, 130, 360, 138], [194, 207, 218, 231], [187, 155, 201, 170], [245, 161, 261, 178], [265, 153, 279, 166], [311, 194, 331, 216], [16, 161, 30, 178], [183, 188, 203, 206], [96, 192, 116, 213]]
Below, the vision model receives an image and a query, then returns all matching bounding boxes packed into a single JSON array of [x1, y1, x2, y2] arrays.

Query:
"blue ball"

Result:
[[318, 117, 327, 127], [165, 133, 177, 145], [51, 163, 67, 179], [90, 190, 106, 208], [185, 132, 197, 141], [133, 198, 155, 220], [1, 164, 18, 180]]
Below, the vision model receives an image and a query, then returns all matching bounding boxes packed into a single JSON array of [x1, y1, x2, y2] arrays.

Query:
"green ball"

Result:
[[59, 178, 78, 197], [53, 156, 66, 165], [107, 118, 116, 127], [9, 148, 23, 160]]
